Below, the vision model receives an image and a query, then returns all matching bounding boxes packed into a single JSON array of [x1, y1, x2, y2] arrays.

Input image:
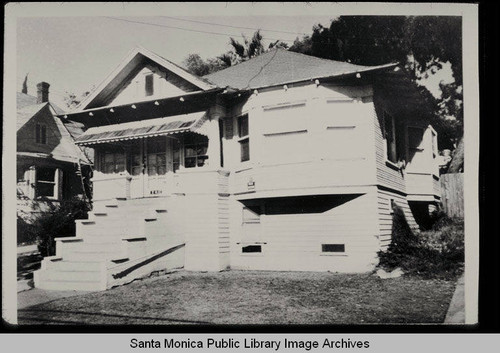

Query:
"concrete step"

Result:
[[65, 251, 124, 262], [36, 278, 105, 291], [49, 260, 104, 272], [40, 269, 102, 282]]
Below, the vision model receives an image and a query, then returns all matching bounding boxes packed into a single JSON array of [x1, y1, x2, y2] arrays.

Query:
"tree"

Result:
[[182, 54, 229, 76], [183, 30, 289, 76], [64, 89, 92, 109]]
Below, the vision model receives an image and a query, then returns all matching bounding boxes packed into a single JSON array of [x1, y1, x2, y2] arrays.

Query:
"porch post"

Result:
[[206, 118, 222, 170]]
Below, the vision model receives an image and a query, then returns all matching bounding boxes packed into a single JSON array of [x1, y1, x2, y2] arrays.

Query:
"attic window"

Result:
[[145, 74, 154, 96], [36, 123, 47, 144]]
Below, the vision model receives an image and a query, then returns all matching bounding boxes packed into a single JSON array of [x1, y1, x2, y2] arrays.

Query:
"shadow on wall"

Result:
[[241, 194, 362, 215]]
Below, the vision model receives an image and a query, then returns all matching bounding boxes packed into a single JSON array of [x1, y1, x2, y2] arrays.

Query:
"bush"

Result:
[[378, 206, 464, 280], [35, 198, 91, 257], [17, 216, 38, 245]]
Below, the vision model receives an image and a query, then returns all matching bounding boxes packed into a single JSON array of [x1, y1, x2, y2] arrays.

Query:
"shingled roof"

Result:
[[203, 49, 397, 90]]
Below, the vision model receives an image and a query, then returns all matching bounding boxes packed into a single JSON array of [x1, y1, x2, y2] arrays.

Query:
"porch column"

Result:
[[206, 118, 222, 170], [27, 166, 36, 199]]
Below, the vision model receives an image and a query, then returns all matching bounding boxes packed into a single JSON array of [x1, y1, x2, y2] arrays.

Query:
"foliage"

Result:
[[378, 206, 464, 280], [64, 89, 92, 109], [183, 30, 289, 76], [17, 216, 38, 245], [34, 198, 91, 257]]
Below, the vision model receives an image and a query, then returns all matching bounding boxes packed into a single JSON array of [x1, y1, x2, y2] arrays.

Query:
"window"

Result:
[[237, 114, 250, 162], [36, 167, 59, 198], [172, 138, 181, 172], [321, 244, 345, 253], [145, 74, 154, 96], [242, 245, 262, 253], [36, 123, 47, 144], [431, 129, 437, 159], [382, 111, 397, 163], [184, 134, 208, 168], [130, 144, 142, 176], [146, 138, 167, 175], [100, 151, 126, 174]]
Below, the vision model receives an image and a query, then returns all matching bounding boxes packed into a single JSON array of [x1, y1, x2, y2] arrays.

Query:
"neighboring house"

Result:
[[35, 47, 440, 291], [17, 82, 93, 222]]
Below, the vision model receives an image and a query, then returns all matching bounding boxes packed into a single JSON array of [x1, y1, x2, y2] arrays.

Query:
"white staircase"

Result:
[[34, 197, 185, 291]]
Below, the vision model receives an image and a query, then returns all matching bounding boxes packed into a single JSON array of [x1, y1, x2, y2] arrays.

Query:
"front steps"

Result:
[[34, 197, 185, 291]]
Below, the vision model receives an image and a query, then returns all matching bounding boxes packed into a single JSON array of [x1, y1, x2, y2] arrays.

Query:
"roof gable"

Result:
[[75, 46, 216, 111], [203, 49, 396, 90]]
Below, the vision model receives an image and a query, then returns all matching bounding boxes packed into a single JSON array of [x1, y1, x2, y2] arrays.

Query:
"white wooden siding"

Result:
[[230, 192, 380, 272], [376, 188, 418, 251]]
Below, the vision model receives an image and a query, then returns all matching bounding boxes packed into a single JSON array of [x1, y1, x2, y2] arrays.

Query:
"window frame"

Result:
[[320, 242, 348, 256], [237, 114, 250, 163], [35, 123, 48, 145], [183, 135, 209, 169], [145, 73, 154, 97], [100, 151, 126, 174], [35, 167, 61, 200]]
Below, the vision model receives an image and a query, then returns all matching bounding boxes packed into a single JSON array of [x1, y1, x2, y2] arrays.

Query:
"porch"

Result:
[[75, 111, 225, 201]]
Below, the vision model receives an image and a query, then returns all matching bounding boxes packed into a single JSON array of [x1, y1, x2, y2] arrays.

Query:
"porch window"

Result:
[[238, 114, 249, 162], [101, 151, 126, 174], [382, 111, 398, 163], [184, 134, 208, 168], [172, 139, 181, 172], [147, 138, 167, 175], [35, 123, 47, 144], [130, 144, 142, 176]]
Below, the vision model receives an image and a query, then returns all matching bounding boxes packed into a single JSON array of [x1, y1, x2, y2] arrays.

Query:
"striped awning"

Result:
[[75, 111, 208, 145]]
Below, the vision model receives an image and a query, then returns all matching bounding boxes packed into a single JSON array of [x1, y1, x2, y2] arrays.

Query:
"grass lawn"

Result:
[[18, 271, 456, 325]]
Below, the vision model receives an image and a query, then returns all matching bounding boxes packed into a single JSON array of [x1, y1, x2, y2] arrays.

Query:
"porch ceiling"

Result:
[[74, 111, 207, 146]]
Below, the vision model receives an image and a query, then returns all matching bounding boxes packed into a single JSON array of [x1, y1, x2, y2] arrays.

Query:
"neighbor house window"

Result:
[[36, 123, 47, 144], [101, 151, 126, 174], [36, 167, 61, 199], [237, 114, 249, 162], [145, 74, 154, 96], [382, 111, 397, 163], [321, 244, 345, 253], [184, 134, 208, 168]]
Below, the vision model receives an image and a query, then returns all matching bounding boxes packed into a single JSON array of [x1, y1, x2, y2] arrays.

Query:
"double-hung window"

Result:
[[35, 123, 47, 144], [238, 114, 250, 162], [101, 151, 126, 174], [184, 134, 208, 168]]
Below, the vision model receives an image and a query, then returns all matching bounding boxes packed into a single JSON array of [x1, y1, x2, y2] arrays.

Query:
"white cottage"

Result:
[[34, 47, 440, 290]]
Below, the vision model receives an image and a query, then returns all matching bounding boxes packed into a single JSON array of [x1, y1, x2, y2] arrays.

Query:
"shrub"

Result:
[[17, 216, 38, 245], [35, 198, 91, 257], [378, 206, 464, 280]]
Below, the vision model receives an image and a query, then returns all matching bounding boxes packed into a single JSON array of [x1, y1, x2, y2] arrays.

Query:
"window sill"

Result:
[[319, 253, 349, 257], [385, 160, 400, 171]]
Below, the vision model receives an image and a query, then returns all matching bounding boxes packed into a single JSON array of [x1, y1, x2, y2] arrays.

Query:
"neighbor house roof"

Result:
[[203, 49, 397, 90]]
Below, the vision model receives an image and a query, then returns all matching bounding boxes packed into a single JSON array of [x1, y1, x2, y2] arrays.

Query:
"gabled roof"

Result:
[[16, 100, 91, 165], [16, 92, 38, 109], [74, 46, 216, 112], [203, 49, 397, 90]]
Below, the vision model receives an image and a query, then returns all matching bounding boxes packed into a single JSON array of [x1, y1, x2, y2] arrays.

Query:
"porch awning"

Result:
[[74, 111, 208, 146]]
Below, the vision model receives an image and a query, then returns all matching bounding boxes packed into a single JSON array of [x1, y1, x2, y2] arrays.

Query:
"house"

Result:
[[34, 47, 440, 291], [17, 82, 93, 223]]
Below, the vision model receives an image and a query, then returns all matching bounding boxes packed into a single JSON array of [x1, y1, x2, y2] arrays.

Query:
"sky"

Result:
[[13, 2, 456, 110]]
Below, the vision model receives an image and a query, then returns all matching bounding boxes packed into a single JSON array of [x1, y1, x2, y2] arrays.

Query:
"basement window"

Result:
[[242, 245, 262, 253], [321, 244, 345, 253]]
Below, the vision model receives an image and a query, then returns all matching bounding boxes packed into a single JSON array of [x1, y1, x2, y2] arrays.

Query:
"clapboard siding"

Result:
[[376, 188, 418, 251], [231, 192, 380, 272]]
